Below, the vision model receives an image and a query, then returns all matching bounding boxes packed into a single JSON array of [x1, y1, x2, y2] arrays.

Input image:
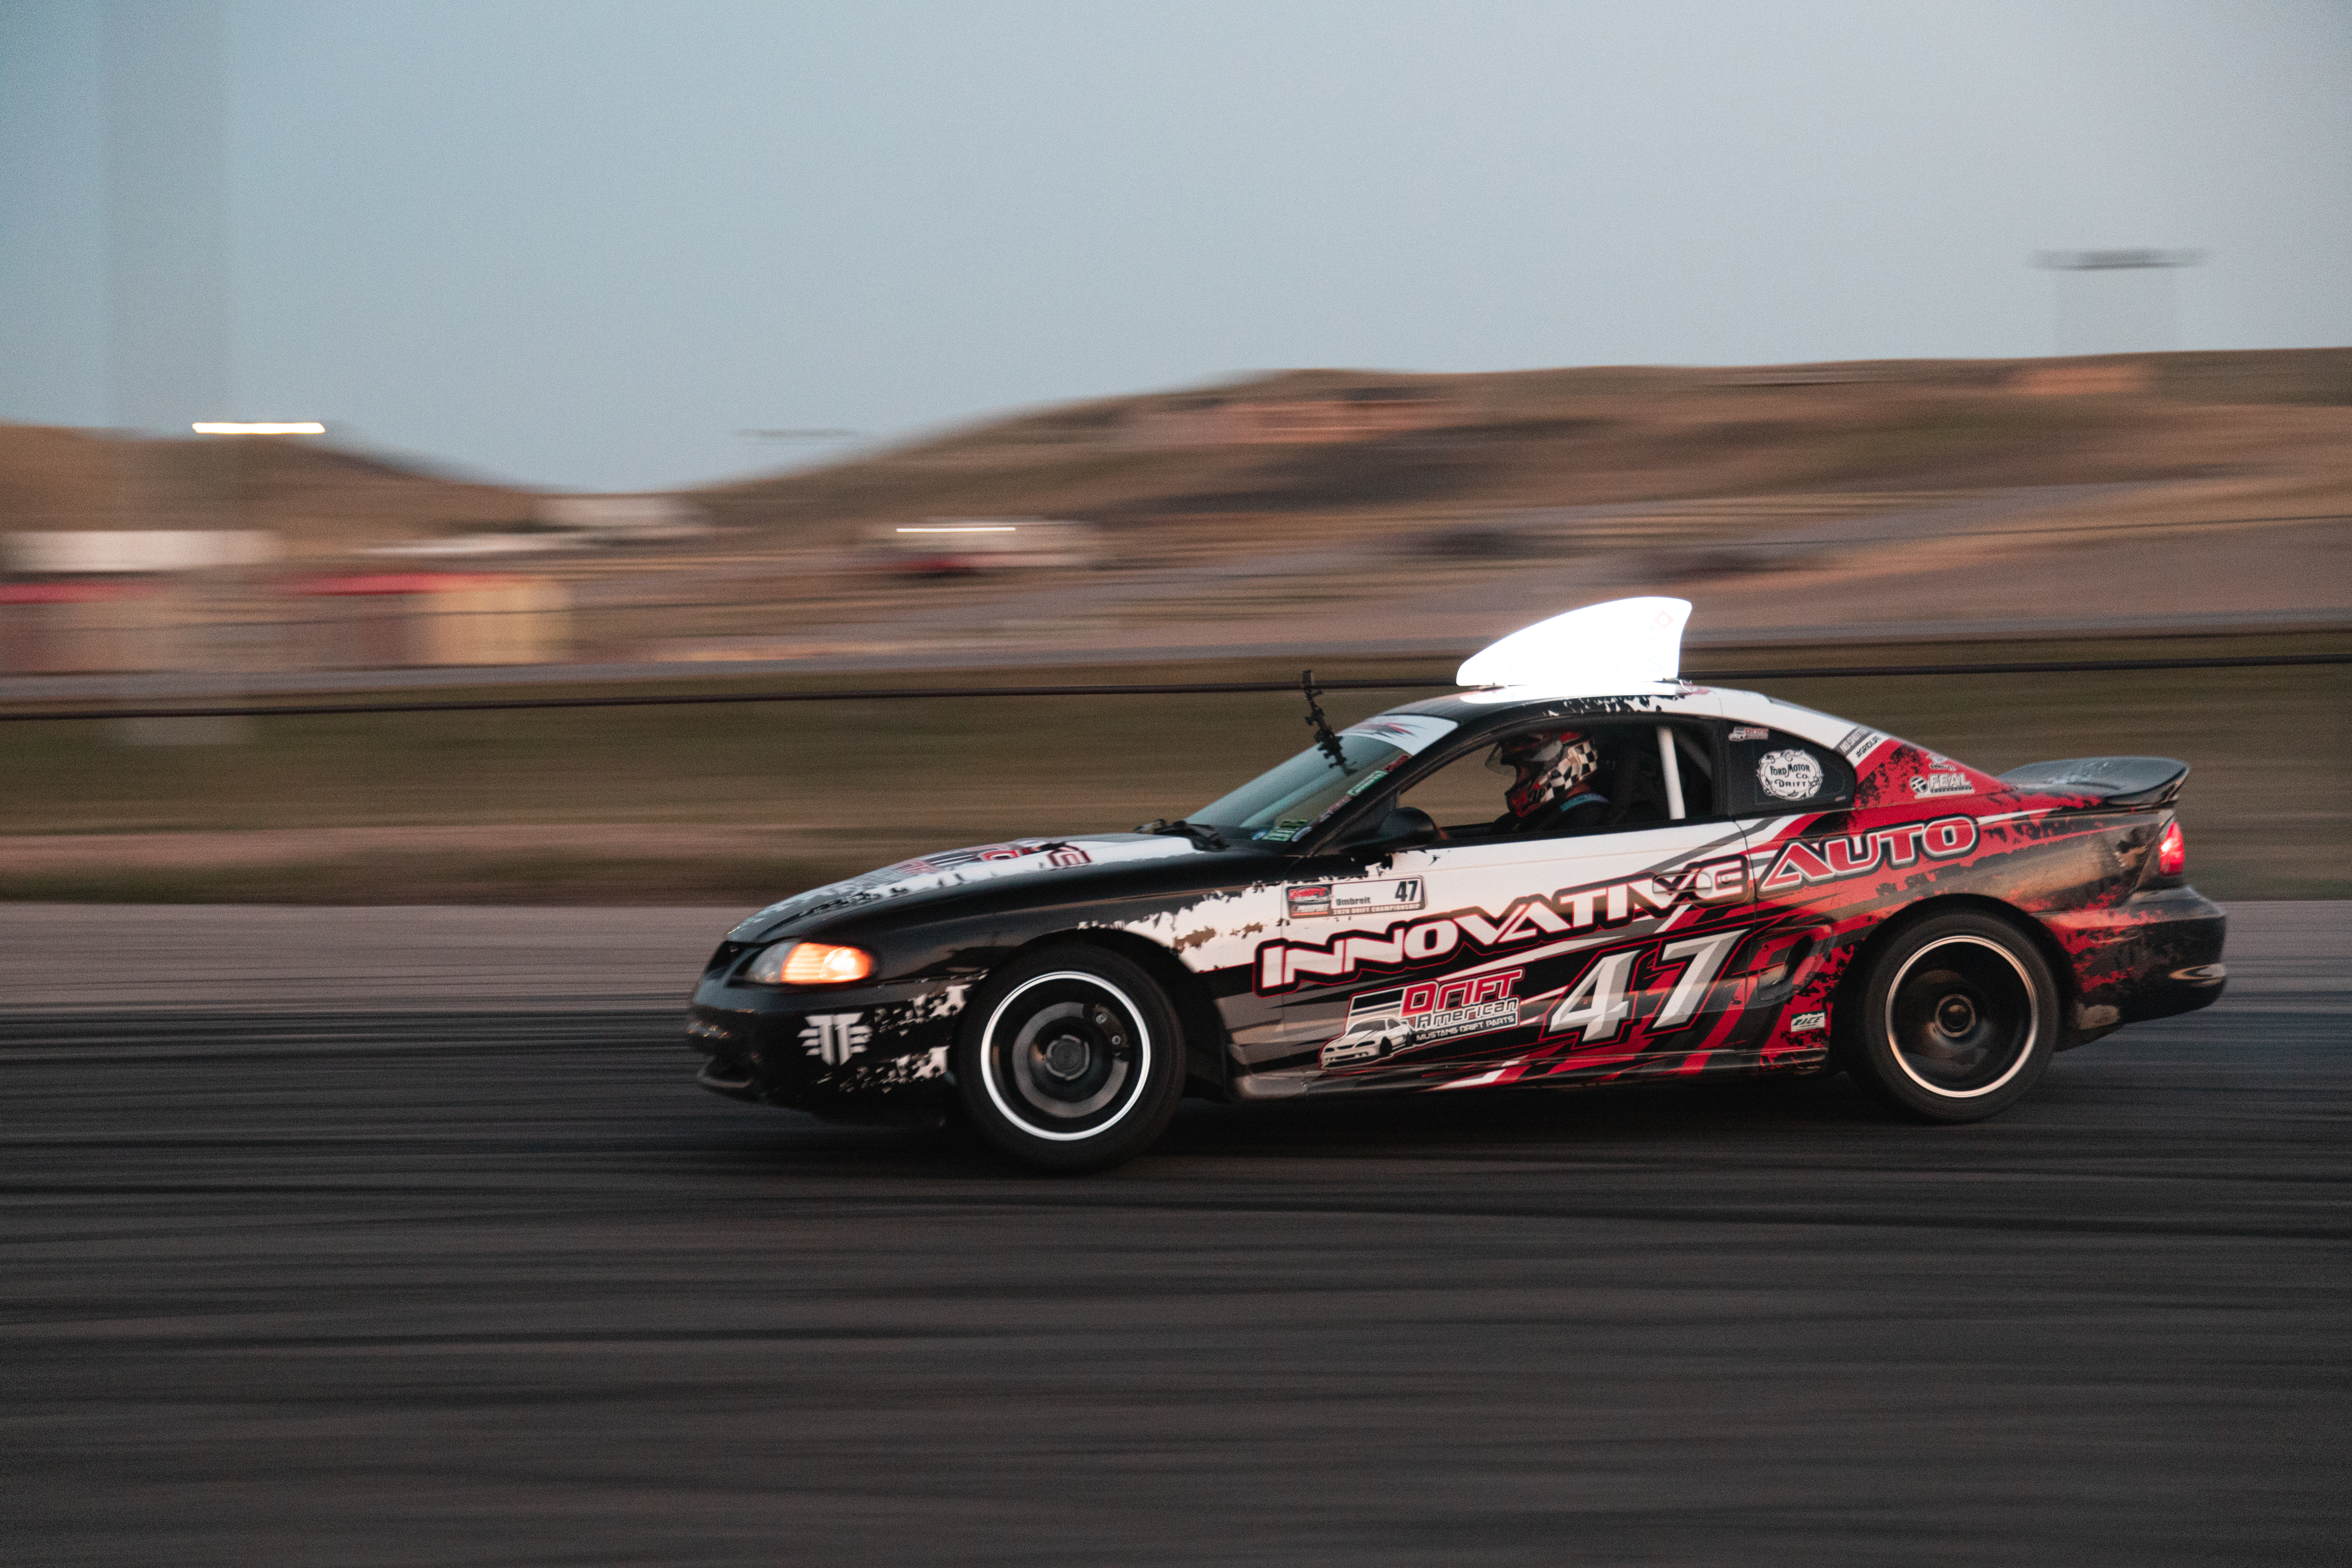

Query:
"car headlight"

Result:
[[746, 941, 874, 986]]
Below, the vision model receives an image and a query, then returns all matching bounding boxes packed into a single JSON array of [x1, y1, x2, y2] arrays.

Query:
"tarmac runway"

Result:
[[3, 906, 2346, 1566]]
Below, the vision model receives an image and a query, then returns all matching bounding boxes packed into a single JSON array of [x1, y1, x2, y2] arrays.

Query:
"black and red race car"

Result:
[[684, 598, 2226, 1170]]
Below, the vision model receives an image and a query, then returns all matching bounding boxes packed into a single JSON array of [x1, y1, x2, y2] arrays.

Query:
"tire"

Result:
[[1841, 910, 2058, 1123], [953, 945, 1187, 1172]]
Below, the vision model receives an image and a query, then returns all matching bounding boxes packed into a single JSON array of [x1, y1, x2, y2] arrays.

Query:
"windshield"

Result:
[[1189, 713, 1457, 843]]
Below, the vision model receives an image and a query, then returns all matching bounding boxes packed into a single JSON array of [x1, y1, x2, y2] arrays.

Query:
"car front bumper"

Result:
[[685, 973, 970, 1119]]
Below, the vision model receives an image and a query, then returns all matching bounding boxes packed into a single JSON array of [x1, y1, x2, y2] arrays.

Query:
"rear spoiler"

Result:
[[1997, 755, 2189, 809]]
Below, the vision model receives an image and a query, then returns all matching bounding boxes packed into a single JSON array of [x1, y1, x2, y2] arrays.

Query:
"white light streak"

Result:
[[191, 422, 326, 435]]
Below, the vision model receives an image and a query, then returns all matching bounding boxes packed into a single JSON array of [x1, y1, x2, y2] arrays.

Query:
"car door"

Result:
[[1263, 718, 1753, 1089]]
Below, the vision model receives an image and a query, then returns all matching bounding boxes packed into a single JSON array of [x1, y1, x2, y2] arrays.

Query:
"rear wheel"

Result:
[[1843, 911, 2057, 1122], [954, 946, 1186, 1172]]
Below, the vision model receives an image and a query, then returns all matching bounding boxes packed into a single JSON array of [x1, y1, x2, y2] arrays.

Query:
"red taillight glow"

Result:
[[2157, 819, 2186, 878]]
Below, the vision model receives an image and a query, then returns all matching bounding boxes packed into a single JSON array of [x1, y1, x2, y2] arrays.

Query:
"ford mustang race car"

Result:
[[684, 598, 2226, 1170]]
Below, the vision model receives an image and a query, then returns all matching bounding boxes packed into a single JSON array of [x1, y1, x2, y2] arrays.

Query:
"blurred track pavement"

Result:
[[0, 900, 2340, 1018], [1, 902, 2345, 1565]]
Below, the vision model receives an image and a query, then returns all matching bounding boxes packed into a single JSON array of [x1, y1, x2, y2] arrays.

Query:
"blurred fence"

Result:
[[0, 572, 571, 675], [0, 643, 2343, 901], [1, 651, 2344, 723]]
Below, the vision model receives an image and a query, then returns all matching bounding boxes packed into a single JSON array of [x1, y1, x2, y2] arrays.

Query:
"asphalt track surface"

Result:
[[4, 908, 2346, 1566]]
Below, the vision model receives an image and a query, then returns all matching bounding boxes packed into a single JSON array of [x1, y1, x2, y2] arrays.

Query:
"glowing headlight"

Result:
[[747, 941, 874, 986]]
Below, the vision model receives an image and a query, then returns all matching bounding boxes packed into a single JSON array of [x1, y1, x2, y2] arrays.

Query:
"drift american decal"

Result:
[[1320, 969, 1527, 1069], [1287, 876, 1426, 920]]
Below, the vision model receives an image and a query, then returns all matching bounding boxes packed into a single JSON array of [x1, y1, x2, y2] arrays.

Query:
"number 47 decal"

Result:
[[1545, 930, 1745, 1043]]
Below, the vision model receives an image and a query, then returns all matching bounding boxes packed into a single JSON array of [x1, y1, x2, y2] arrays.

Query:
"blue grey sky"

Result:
[[4, 1, 2348, 492]]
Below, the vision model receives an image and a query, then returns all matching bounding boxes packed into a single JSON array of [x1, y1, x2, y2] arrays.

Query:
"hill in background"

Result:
[[0, 422, 535, 559], [691, 347, 2352, 550], [2, 348, 2347, 566]]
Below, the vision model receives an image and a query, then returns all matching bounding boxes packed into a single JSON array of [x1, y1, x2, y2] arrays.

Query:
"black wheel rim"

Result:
[[1883, 936, 2040, 1099], [979, 972, 1152, 1141]]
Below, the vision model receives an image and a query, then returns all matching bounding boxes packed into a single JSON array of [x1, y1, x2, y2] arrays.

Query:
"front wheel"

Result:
[[1842, 911, 2058, 1123], [954, 946, 1187, 1172]]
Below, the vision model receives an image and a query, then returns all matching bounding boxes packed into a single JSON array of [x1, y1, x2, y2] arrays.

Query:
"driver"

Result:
[[1488, 727, 1609, 836]]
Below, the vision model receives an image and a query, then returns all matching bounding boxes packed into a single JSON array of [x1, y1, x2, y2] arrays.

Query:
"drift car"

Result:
[[684, 597, 2226, 1170]]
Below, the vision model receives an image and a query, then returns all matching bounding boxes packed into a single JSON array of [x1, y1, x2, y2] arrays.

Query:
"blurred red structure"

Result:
[[0, 582, 178, 674]]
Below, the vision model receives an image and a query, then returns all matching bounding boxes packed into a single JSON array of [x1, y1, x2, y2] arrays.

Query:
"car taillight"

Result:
[[2156, 819, 2186, 879], [747, 941, 874, 985]]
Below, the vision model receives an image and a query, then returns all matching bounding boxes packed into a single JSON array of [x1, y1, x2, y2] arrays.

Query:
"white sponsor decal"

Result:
[[733, 834, 1194, 934], [1908, 771, 1975, 798], [799, 1012, 871, 1066], [1730, 726, 1771, 741], [1338, 714, 1459, 755], [1758, 749, 1825, 801], [1835, 725, 1890, 762], [1287, 877, 1425, 920], [1787, 1010, 1828, 1033]]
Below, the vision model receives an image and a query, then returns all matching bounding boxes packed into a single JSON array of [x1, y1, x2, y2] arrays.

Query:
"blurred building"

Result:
[[0, 582, 184, 674], [285, 574, 570, 668], [0, 528, 273, 674], [871, 519, 1099, 576], [2, 528, 277, 574]]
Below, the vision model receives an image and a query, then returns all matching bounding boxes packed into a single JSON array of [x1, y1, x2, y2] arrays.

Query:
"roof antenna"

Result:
[[1301, 669, 1348, 771]]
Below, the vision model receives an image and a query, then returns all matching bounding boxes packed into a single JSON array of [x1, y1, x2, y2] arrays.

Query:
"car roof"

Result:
[[1377, 686, 1867, 752]]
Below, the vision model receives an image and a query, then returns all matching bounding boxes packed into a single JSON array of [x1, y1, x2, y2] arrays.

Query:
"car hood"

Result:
[[727, 833, 1204, 942]]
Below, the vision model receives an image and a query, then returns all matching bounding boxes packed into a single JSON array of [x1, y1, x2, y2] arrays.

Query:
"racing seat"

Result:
[[1599, 739, 1670, 829]]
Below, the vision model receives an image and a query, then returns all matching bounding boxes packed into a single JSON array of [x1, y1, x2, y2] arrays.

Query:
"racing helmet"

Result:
[[1489, 727, 1599, 819]]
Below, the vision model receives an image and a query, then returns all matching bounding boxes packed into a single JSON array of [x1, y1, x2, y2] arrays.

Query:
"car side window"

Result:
[[1390, 743, 1506, 836], [1724, 726, 1854, 815], [1396, 720, 1720, 841]]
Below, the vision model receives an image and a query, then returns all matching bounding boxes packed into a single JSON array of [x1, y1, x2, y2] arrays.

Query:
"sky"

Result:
[[2, 0, 2348, 493]]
